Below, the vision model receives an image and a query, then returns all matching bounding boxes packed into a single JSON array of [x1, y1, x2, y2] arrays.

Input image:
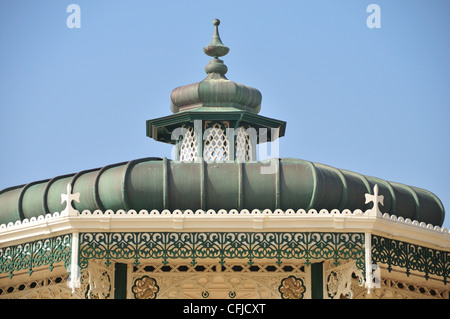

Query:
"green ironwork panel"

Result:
[[372, 235, 449, 284], [0, 234, 71, 278], [78, 232, 365, 271]]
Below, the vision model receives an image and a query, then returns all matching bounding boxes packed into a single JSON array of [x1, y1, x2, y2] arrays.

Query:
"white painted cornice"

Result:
[[0, 208, 449, 250]]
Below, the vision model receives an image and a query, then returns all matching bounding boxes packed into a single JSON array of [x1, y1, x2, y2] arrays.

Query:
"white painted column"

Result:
[[68, 232, 81, 293], [364, 232, 380, 294], [364, 232, 373, 294]]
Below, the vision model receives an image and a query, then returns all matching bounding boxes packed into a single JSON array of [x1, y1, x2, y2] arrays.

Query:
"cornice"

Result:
[[0, 208, 449, 250]]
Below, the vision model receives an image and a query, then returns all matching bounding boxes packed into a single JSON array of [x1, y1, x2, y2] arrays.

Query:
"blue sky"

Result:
[[0, 1, 449, 229]]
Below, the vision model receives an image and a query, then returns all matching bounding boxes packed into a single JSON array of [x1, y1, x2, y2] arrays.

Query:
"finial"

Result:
[[365, 184, 384, 216], [203, 19, 230, 75], [203, 18, 230, 58], [61, 183, 80, 216]]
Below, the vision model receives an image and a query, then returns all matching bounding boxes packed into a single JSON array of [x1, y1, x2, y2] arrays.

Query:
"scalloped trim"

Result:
[[1, 208, 448, 235]]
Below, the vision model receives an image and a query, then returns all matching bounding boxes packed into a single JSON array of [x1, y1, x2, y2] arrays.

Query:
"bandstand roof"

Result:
[[0, 157, 444, 227], [0, 18, 446, 234]]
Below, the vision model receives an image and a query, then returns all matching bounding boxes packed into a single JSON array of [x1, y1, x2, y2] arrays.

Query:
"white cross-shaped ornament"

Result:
[[365, 184, 384, 216], [61, 183, 80, 216]]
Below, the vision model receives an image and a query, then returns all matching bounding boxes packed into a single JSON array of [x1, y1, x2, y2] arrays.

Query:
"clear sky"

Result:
[[0, 1, 449, 230]]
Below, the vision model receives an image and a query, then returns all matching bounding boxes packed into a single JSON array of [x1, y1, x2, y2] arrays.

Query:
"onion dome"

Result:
[[170, 19, 262, 114]]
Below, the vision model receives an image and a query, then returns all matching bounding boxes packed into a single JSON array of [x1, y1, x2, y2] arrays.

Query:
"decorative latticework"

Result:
[[348, 274, 450, 299], [0, 260, 113, 299], [130, 261, 310, 299], [81, 259, 114, 299], [78, 232, 365, 271], [324, 260, 364, 299], [368, 277, 449, 299], [235, 126, 253, 162], [131, 261, 308, 275], [0, 272, 73, 299], [177, 122, 255, 162], [0, 234, 71, 278], [179, 125, 199, 161], [371, 235, 449, 284], [203, 121, 230, 162]]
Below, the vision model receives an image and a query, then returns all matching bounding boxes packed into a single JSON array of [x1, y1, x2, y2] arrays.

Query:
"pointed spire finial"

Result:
[[203, 18, 230, 58], [203, 19, 230, 75]]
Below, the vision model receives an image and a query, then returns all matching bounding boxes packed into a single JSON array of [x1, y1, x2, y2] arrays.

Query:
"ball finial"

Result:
[[212, 19, 220, 26]]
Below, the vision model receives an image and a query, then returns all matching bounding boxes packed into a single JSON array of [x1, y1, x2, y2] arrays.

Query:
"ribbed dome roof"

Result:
[[0, 158, 445, 227]]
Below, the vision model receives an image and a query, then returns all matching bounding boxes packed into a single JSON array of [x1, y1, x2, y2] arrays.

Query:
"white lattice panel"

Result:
[[203, 122, 230, 162], [235, 126, 253, 162], [179, 126, 199, 161]]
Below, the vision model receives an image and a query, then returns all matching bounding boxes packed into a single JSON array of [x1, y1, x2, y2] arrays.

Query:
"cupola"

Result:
[[146, 19, 287, 162]]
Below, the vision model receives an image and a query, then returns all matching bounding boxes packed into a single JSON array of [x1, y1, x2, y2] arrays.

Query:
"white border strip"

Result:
[[0, 208, 449, 250]]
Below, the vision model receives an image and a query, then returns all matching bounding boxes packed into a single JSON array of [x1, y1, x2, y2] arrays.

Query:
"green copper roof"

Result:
[[0, 158, 445, 227], [170, 19, 262, 114]]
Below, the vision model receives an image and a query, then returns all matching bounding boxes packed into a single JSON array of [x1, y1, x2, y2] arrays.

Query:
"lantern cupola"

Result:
[[146, 19, 287, 162]]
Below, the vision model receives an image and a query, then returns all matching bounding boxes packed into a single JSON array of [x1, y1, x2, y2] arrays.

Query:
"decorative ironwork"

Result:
[[371, 235, 449, 284], [78, 232, 365, 271], [0, 235, 71, 278], [132, 275, 159, 299]]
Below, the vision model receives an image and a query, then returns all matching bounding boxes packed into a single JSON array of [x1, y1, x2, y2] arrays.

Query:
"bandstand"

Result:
[[0, 19, 448, 300]]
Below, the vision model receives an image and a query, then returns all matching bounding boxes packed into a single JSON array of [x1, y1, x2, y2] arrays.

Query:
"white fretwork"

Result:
[[130, 261, 310, 299], [0, 260, 114, 299], [203, 123, 230, 162], [179, 126, 199, 162], [235, 126, 253, 162], [325, 260, 365, 299]]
